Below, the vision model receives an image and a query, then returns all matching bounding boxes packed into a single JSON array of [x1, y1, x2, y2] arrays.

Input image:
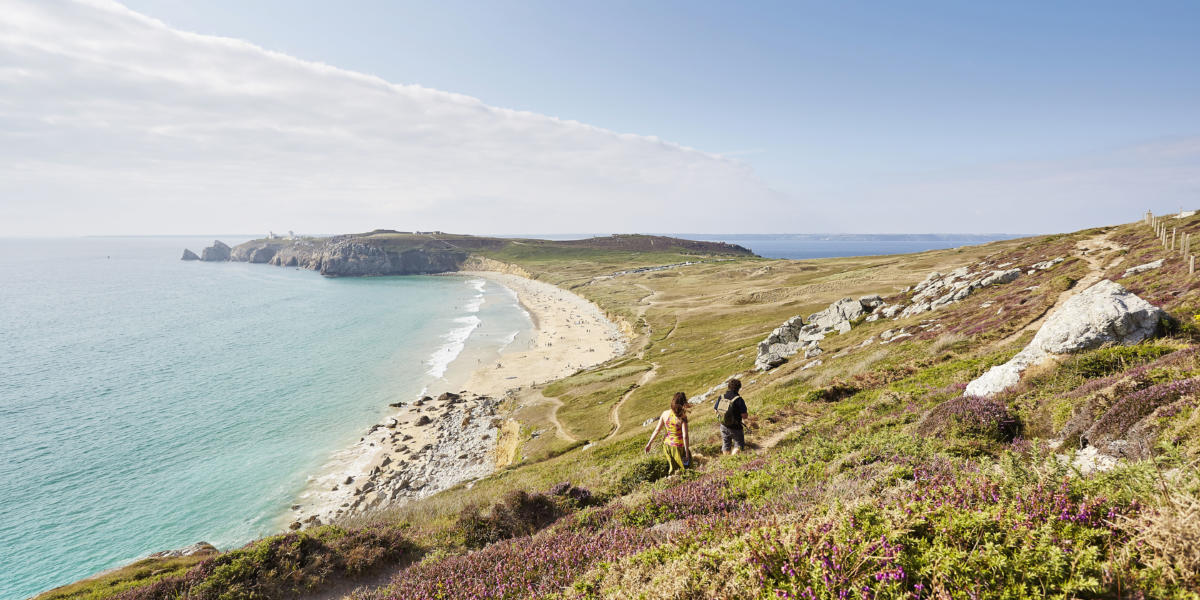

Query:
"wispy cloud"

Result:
[[0, 0, 782, 235]]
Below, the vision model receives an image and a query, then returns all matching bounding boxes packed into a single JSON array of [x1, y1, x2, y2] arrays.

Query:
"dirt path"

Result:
[[996, 230, 1127, 346], [540, 392, 579, 443], [604, 362, 659, 441]]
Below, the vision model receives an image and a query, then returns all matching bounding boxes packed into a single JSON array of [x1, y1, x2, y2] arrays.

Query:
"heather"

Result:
[[60, 219, 1200, 600]]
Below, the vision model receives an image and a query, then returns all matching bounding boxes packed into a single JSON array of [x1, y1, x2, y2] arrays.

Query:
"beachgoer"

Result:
[[713, 379, 748, 455], [644, 392, 691, 474]]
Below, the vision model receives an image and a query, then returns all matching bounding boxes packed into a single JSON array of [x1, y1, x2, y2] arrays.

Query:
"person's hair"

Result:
[[670, 392, 688, 420], [726, 378, 742, 394]]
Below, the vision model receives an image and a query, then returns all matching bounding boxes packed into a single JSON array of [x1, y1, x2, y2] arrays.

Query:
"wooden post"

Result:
[[1191, 255, 1195, 275], [1172, 228, 1177, 250]]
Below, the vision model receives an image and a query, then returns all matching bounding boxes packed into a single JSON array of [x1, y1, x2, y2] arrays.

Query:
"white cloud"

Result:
[[0, 0, 783, 236]]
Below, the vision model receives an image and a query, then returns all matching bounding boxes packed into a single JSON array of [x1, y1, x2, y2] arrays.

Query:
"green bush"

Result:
[[1065, 344, 1174, 379], [615, 457, 670, 494]]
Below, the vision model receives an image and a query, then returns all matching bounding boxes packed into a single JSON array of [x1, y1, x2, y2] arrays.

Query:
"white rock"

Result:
[[809, 297, 865, 330], [966, 280, 1165, 397], [1122, 259, 1164, 278], [1031, 257, 1065, 271], [802, 360, 822, 370], [980, 268, 1021, 287]]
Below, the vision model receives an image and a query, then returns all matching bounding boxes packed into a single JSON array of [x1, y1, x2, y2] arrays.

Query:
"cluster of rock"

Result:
[[147, 542, 218, 559], [754, 294, 885, 371], [290, 392, 500, 529], [753, 255, 1073, 371], [965, 280, 1166, 397], [896, 266, 1022, 318]]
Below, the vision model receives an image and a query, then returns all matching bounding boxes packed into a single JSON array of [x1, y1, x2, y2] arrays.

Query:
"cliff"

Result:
[[195, 231, 756, 277]]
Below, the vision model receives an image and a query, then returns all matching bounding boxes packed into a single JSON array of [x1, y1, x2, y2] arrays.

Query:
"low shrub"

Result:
[[615, 457, 670, 494], [918, 395, 1019, 442], [1090, 377, 1200, 440], [457, 488, 574, 548], [802, 383, 860, 403], [115, 525, 415, 600], [1065, 344, 1176, 379]]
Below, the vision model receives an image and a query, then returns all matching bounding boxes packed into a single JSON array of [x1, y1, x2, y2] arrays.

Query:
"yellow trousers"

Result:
[[664, 444, 687, 474]]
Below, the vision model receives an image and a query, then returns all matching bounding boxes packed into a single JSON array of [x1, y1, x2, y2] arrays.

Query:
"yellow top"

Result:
[[663, 411, 685, 447]]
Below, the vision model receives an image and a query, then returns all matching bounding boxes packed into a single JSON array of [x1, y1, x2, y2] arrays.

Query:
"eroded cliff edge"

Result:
[[184, 230, 755, 277]]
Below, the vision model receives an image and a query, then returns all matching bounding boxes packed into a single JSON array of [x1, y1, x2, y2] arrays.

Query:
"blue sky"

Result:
[[2, 1, 1198, 234]]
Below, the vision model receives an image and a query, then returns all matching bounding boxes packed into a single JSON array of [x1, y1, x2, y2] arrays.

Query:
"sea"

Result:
[[0, 237, 531, 600], [0, 233, 1020, 599]]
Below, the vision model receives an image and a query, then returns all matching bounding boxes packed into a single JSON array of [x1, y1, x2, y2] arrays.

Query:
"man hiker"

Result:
[[713, 378, 748, 455]]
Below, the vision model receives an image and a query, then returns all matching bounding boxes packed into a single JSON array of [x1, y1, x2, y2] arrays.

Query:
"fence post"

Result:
[[1172, 228, 1177, 250], [1191, 255, 1195, 275]]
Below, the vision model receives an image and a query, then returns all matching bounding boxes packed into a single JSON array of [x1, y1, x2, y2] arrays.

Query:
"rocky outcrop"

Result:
[[1123, 259, 1164, 278], [148, 541, 218, 559], [200, 240, 231, 261], [899, 266, 1022, 318], [180, 249, 200, 261], [965, 280, 1166, 397], [754, 295, 884, 370]]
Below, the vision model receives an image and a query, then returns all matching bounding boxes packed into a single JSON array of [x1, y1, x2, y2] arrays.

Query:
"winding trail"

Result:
[[996, 230, 1127, 347], [540, 392, 579, 443], [604, 363, 659, 441]]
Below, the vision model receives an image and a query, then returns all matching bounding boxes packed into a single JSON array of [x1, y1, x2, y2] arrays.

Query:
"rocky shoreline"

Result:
[[283, 271, 629, 530], [288, 392, 503, 529]]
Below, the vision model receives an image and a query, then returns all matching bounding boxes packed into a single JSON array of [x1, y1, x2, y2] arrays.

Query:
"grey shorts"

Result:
[[720, 424, 745, 452]]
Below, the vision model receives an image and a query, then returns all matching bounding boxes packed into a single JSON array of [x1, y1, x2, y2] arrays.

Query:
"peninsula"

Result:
[[40, 215, 1200, 600]]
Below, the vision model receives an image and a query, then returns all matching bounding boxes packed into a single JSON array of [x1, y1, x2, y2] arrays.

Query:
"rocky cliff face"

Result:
[[198, 237, 470, 277], [200, 240, 231, 261]]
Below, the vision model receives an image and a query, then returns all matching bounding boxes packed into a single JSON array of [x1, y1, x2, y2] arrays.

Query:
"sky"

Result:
[[1, 0, 1198, 236]]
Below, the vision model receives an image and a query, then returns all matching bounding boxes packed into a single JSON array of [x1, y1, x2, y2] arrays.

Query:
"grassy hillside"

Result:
[[43, 218, 1200, 599]]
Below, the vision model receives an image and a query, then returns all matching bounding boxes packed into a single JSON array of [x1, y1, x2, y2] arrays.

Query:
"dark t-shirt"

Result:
[[716, 391, 747, 429]]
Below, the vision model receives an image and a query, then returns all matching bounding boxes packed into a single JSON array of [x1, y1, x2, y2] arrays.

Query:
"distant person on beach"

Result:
[[644, 392, 691, 474], [713, 379, 748, 455]]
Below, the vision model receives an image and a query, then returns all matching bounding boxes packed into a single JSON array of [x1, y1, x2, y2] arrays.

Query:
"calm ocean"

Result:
[[0, 233, 1016, 599], [0, 237, 530, 600]]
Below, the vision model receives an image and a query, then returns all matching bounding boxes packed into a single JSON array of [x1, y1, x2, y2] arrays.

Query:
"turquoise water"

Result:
[[0, 237, 530, 600]]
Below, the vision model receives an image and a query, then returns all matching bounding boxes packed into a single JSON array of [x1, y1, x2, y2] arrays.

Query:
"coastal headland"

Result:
[[37, 216, 1200, 599]]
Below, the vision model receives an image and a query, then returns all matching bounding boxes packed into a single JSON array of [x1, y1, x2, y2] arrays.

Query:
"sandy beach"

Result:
[[286, 271, 627, 529]]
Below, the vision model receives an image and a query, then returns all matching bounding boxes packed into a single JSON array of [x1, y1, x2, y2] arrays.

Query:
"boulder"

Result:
[[979, 268, 1021, 287], [966, 280, 1166, 397], [881, 304, 903, 319], [755, 352, 787, 371], [1029, 280, 1165, 354], [1122, 259, 1164, 278], [809, 297, 865, 331], [859, 294, 884, 310], [1031, 257, 1065, 271], [180, 249, 200, 261], [200, 240, 231, 261]]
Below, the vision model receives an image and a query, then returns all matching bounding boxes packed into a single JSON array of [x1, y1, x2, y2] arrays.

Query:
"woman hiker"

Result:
[[713, 378, 748, 455], [644, 392, 691, 474]]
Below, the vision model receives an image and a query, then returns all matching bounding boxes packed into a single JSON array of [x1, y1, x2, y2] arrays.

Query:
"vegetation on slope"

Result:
[[48, 218, 1200, 599]]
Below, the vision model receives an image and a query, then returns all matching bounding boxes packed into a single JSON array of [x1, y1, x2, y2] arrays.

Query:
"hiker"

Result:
[[713, 378, 748, 455], [644, 392, 691, 474]]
